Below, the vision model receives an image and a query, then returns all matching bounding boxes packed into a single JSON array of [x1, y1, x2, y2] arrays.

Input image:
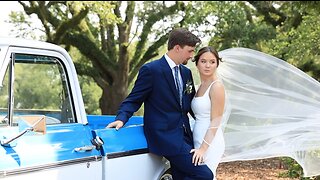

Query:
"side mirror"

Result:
[[18, 115, 46, 134], [1, 115, 46, 146]]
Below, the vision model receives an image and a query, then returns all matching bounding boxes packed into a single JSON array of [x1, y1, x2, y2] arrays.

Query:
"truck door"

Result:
[[0, 47, 102, 179]]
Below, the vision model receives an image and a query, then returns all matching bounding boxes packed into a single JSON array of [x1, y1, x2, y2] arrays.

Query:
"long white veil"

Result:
[[217, 48, 320, 177]]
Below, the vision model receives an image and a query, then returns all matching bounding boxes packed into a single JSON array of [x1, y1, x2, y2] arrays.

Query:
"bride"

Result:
[[190, 46, 226, 180], [189, 46, 320, 178]]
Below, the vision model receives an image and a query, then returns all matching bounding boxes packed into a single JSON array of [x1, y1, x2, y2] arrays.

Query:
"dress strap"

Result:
[[205, 79, 221, 95], [210, 79, 220, 86]]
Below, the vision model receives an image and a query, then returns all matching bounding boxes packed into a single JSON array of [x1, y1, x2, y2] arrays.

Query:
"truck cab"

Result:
[[0, 38, 171, 180]]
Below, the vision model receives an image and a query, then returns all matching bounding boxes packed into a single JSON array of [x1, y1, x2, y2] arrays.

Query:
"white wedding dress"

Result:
[[191, 80, 225, 180]]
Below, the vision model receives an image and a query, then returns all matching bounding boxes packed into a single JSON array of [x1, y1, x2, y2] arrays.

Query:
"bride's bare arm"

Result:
[[204, 82, 225, 144]]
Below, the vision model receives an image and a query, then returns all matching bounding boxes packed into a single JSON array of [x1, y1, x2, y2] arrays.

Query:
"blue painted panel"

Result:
[[88, 115, 148, 155], [87, 115, 143, 130], [0, 115, 147, 171], [0, 123, 100, 171]]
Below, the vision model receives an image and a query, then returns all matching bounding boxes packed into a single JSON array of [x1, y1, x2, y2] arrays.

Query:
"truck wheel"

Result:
[[160, 169, 172, 180]]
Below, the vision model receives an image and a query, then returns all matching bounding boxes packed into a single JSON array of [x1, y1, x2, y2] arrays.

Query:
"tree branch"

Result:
[[129, 33, 169, 82], [74, 62, 107, 89], [53, 6, 89, 44], [130, 1, 185, 71], [248, 1, 286, 27], [63, 32, 117, 85]]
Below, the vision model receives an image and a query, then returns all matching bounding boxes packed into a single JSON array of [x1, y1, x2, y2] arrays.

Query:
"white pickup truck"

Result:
[[0, 38, 171, 180]]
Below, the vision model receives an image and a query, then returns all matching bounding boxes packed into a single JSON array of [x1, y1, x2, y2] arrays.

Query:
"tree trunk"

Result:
[[100, 81, 128, 115]]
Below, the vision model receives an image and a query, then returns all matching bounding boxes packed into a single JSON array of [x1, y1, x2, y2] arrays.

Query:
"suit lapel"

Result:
[[160, 57, 181, 105], [180, 65, 193, 110], [180, 66, 187, 94]]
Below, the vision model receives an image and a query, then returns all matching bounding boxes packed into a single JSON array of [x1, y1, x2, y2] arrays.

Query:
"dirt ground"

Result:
[[216, 157, 298, 180]]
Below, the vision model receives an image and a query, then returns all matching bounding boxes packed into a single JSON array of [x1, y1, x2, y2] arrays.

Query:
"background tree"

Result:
[[14, 1, 187, 114], [194, 1, 320, 81], [10, 1, 319, 111]]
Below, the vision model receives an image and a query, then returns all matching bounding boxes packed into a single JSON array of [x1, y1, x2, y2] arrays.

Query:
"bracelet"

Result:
[[203, 139, 210, 146], [208, 126, 219, 129]]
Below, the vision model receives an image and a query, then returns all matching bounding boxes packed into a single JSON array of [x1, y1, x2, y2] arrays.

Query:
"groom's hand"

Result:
[[106, 120, 124, 130]]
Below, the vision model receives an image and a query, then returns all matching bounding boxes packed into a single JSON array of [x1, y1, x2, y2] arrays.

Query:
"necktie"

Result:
[[174, 66, 183, 107]]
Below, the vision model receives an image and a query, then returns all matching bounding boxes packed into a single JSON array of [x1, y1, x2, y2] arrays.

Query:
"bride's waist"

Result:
[[194, 119, 222, 128], [194, 116, 211, 121], [193, 119, 210, 127]]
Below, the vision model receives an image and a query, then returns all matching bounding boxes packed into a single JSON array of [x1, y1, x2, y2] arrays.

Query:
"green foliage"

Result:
[[196, 1, 320, 82], [79, 1, 119, 23], [279, 157, 320, 180], [8, 11, 45, 40], [266, 14, 320, 80], [204, 1, 277, 50], [79, 76, 101, 114], [279, 157, 304, 178], [68, 46, 101, 114], [9, 1, 320, 114], [14, 63, 62, 109]]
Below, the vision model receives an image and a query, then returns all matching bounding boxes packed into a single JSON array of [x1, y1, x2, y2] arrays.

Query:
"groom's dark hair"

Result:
[[167, 28, 201, 50]]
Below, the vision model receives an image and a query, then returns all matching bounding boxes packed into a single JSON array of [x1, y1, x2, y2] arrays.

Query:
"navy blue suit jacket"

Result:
[[115, 55, 196, 156]]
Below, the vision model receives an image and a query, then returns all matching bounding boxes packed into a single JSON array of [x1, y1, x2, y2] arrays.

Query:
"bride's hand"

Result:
[[190, 148, 206, 166]]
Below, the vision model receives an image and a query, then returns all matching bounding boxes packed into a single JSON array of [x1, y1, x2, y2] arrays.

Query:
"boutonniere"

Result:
[[184, 80, 193, 94]]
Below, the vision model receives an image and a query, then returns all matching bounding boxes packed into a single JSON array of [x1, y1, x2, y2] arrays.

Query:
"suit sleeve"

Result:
[[115, 65, 153, 124]]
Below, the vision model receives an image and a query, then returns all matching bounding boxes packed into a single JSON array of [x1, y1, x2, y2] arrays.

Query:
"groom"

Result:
[[107, 28, 213, 180]]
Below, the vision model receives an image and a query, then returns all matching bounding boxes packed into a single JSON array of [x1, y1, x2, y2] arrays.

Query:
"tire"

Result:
[[160, 169, 172, 180]]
